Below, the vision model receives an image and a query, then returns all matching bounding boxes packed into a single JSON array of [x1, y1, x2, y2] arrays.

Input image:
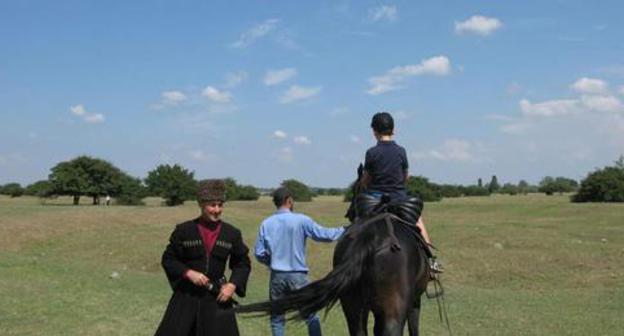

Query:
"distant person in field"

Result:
[[253, 187, 345, 336], [155, 179, 251, 336], [105, 195, 111, 206], [360, 111, 442, 273]]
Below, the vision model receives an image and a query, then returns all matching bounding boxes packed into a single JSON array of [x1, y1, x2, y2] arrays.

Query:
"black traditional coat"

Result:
[[155, 218, 251, 336]]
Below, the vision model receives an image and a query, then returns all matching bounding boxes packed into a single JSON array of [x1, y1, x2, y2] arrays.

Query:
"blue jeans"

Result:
[[270, 271, 321, 336]]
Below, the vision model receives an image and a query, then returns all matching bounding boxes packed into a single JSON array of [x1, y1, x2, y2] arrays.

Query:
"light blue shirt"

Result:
[[254, 208, 345, 272]]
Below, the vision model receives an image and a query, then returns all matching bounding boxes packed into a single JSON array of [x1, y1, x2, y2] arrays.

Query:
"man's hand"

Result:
[[217, 283, 236, 302], [186, 269, 210, 287]]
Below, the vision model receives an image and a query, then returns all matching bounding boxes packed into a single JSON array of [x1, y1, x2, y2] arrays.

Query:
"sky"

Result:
[[1, 0, 623, 188]]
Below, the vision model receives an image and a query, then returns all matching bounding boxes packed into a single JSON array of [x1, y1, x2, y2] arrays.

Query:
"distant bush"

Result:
[[572, 157, 624, 202], [406, 176, 441, 202], [115, 175, 147, 205], [281, 179, 313, 202], [499, 183, 519, 195], [223, 178, 260, 201], [25, 180, 54, 197], [439, 184, 463, 198], [462, 185, 490, 196], [539, 176, 578, 195], [1, 183, 24, 197]]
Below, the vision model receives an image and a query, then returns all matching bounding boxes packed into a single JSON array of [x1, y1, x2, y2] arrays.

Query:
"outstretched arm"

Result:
[[303, 216, 345, 242]]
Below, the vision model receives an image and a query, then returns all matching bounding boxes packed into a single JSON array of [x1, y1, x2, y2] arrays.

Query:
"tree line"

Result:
[[0, 156, 260, 206], [1, 155, 623, 204]]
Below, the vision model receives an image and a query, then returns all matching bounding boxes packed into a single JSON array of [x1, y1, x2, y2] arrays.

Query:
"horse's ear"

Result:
[[357, 163, 363, 177]]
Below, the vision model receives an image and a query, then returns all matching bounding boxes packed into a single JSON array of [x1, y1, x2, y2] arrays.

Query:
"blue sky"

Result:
[[1, 0, 623, 188]]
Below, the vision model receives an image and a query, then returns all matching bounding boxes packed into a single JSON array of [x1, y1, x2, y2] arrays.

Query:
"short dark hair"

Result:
[[272, 187, 293, 208], [371, 112, 394, 135]]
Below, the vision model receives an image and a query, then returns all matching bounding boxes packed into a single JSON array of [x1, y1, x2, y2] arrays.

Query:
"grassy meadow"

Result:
[[0, 194, 623, 335]]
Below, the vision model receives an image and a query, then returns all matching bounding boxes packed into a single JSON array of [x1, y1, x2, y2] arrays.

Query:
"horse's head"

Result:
[[345, 164, 365, 222]]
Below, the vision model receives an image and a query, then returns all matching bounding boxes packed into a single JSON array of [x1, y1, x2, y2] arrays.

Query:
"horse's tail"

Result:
[[236, 223, 378, 319]]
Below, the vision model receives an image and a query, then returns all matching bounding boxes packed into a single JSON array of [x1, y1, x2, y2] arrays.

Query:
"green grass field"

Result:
[[1, 194, 622, 335]]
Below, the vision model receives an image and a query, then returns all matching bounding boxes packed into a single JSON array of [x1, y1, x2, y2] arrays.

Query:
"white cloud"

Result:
[[412, 139, 478, 162], [189, 150, 214, 162], [350, 135, 362, 144], [70, 105, 86, 116], [519, 99, 580, 117], [571, 77, 609, 94], [70, 104, 105, 124], [485, 114, 515, 122], [224, 71, 248, 88], [277, 146, 293, 163], [161, 90, 187, 105], [231, 19, 279, 48], [202, 86, 231, 103], [279, 85, 322, 104], [367, 55, 451, 95], [273, 130, 287, 139], [581, 95, 623, 112], [293, 136, 311, 145], [264, 68, 297, 86], [368, 5, 398, 22], [618, 86, 624, 95], [83, 113, 105, 123], [455, 15, 502, 36], [500, 121, 533, 135]]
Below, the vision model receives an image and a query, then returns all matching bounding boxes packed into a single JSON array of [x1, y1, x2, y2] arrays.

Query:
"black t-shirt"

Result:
[[364, 140, 408, 193]]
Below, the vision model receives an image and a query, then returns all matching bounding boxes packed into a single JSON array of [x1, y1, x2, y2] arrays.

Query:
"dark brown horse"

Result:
[[238, 166, 431, 335]]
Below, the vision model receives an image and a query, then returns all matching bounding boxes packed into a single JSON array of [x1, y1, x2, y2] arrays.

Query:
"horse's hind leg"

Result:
[[372, 311, 406, 336], [406, 296, 421, 336], [340, 292, 369, 336]]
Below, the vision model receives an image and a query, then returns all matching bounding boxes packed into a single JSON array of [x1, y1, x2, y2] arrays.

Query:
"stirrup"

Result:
[[429, 257, 444, 274], [425, 274, 444, 299]]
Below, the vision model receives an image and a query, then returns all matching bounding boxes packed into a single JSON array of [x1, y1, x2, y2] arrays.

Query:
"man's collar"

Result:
[[276, 208, 291, 214], [199, 217, 221, 229]]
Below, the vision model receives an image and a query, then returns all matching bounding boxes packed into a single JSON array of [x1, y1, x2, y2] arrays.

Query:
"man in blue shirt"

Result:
[[254, 187, 345, 336]]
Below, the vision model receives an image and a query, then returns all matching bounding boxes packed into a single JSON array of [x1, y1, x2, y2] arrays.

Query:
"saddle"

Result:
[[354, 193, 423, 224], [347, 193, 433, 258]]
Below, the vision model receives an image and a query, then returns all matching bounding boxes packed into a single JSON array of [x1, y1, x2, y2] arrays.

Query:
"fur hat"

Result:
[[197, 179, 226, 202]]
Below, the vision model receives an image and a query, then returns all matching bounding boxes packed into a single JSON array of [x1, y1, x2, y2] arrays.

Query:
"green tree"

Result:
[[406, 176, 441, 202], [145, 164, 197, 206], [461, 185, 490, 196], [1, 183, 24, 197], [223, 178, 259, 201], [499, 183, 519, 195], [538, 176, 557, 195], [554, 177, 578, 193], [236, 185, 260, 200], [487, 175, 500, 193], [25, 180, 54, 197], [49, 156, 124, 205], [115, 174, 147, 205], [518, 180, 530, 195], [439, 184, 462, 198], [539, 176, 578, 195], [573, 158, 624, 202], [281, 179, 313, 202]]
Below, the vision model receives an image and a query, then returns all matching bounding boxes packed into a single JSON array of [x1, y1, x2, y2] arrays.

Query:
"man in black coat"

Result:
[[155, 179, 251, 336]]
